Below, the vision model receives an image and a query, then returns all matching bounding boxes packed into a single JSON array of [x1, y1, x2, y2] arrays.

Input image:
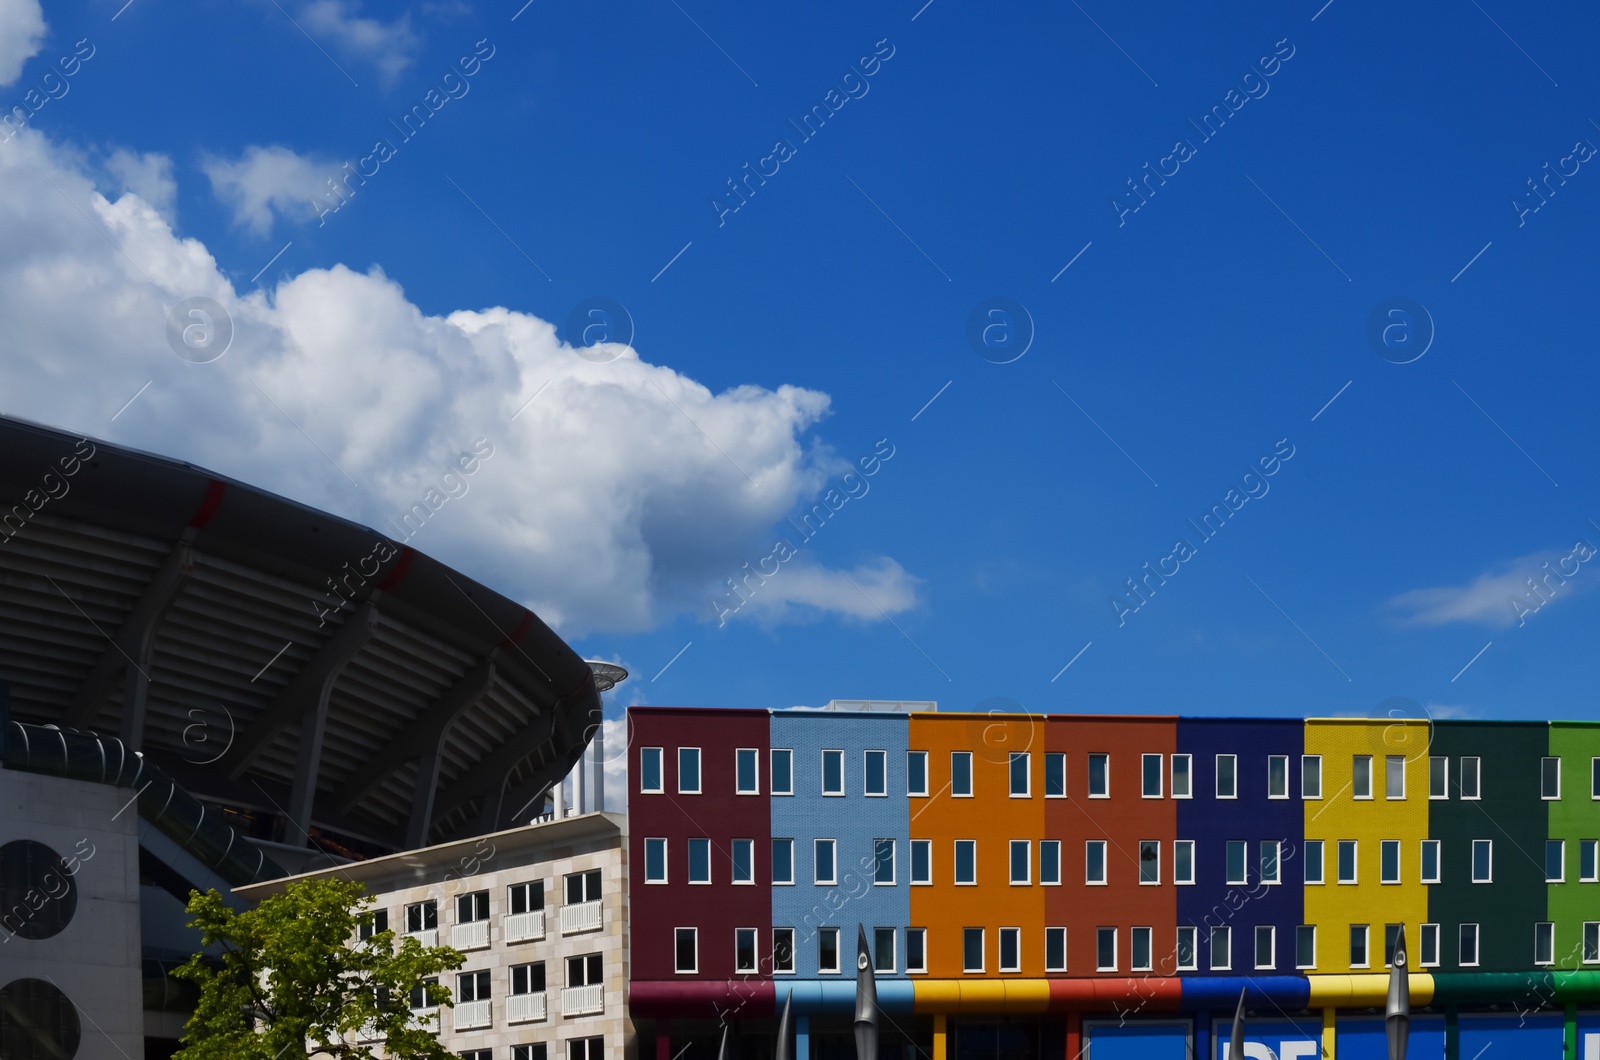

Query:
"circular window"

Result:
[[0, 978, 81, 1060], [0, 840, 77, 941]]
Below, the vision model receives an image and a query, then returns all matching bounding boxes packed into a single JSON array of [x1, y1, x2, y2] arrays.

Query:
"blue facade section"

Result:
[[1175, 719, 1305, 975], [769, 711, 910, 979]]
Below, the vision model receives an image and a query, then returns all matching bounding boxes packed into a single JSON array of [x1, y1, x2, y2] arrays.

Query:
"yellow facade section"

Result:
[[1302, 719, 1430, 973]]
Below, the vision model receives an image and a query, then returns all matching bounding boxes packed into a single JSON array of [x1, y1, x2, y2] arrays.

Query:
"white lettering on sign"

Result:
[[1583, 1030, 1598, 1060], [1223, 1041, 1318, 1060]]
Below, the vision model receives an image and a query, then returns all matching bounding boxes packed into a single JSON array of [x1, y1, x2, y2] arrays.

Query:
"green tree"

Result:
[[173, 878, 465, 1060]]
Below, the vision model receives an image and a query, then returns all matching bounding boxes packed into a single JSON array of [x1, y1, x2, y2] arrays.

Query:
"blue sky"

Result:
[[4, 0, 1599, 728]]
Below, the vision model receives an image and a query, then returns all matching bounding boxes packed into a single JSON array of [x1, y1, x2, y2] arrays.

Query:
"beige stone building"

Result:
[[236, 811, 631, 1060]]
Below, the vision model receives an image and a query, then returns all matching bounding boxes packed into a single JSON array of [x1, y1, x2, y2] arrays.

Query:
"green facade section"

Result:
[[1548, 722, 1600, 969]]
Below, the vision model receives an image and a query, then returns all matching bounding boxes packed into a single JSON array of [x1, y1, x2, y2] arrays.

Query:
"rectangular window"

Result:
[[951, 751, 974, 797], [911, 839, 932, 885], [1338, 840, 1358, 884], [644, 838, 667, 883], [1302, 755, 1322, 799], [675, 927, 697, 973], [1046, 927, 1068, 972], [508, 882, 542, 915], [1176, 926, 1197, 971], [1255, 925, 1276, 969], [1210, 925, 1231, 971], [1419, 923, 1440, 967], [1386, 755, 1405, 799], [1088, 753, 1109, 797], [1535, 922, 1555, 965], [735, 748, 759, 794], [772, 839, 794, 885], [1385, 924, 1403, 967], [1172, 754, 1192, 798], [1142, 753, 1163, 798], [409, 978, 439, 1011], [1010, 752, 1031, 797], [955, 839, 977, 885], [1040, 840, 1062, 885], [1584, 923, 1600, 965], [565, 870, 601, 904], [1216, 754, 1237, 799], [510, 962, 546, 995], [773, 927, 795, 973], [688, 838, 711, 884], [1547, 839, 1565, 883], [963, 928, 985, 973], [1472, 839, 1492, 883], [678, 747, 702, 794], [1459, 923, 1479, 967], [864, 750, 887, 797], [513, 1048, 546, 1060], [819, 927, 840, 973], [1140, 840, 1160, 885], [1460, 756, 1481, 799], [1096, 927, 1118, 972], [735, 928, 757, 973], [1261, 840, 1281, 885], [1086, 840, 1107, 885], [1010, 840, 1031, 885], [405, 900, 437, 932], [1583, 839, 1599, 882], [874, 839, 896, 885], [1594, 757, 1600, 799], [822, 749, 845, 796], [1543, 757, 1562, 800], [1268, 755, 1289, 799], [875, 927, 897, 973], [1381, 840, 1400, 884], [1430, 756, 1448, 799], [1174, 840, 1195, 885], [771, 748, 794, 795], [1305, 840, 1325, 885], [731, 838, 754, 884], [1353, 755, 1373, 799], [907, 928, 927, 973], [999, 927, 1021, 972], [1225, 840, 1247, 886], [1295, 925, 1316, 969], [567, 1040, 603, 1060], [1131, 926, 1153, 972], [1350, 925, 1370, 968], [906, 750, 928, 796], [815, 839, 836, 885], [641, 747, 664, 793], [1044, 752, 1066, 797], [359, 908, 389, 941], [1421, 840, 1440, 884]]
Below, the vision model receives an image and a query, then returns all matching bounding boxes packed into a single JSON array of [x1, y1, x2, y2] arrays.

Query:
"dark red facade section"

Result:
[[628, 706, 771, 982]]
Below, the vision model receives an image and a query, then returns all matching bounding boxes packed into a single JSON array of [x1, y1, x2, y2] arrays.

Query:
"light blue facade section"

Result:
[[769, 711, 910, 980]]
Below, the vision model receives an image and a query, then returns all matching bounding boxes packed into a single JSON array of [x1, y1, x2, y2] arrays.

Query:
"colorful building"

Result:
[[626, 704, 1600, 1060]]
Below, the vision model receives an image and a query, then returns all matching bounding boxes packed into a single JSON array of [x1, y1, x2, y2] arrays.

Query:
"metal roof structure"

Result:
[[0, 414, 608, 856]]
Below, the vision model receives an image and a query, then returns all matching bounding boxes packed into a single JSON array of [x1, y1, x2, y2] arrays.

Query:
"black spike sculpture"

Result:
[[774, 988, 793, 1060], [1387, 925, 1410, 1060], [716, 1021, 731, 1060], [1228, 986, 1248, 1060], [855, 925, 879, 1060]]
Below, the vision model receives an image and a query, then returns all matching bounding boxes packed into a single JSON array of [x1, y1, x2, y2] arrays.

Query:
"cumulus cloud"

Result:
[[0, 126, 918, 636], [106, 149, 177, 223], [0, 0, 45, 87], [299, 0, 418, 86], [202, 144, 342, 236], [721, 556, 920, 626], [1385, 546, 1597, 628]]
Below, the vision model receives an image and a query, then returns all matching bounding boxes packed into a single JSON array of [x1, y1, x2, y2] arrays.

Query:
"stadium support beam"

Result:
[[429, 710, 559, 834]]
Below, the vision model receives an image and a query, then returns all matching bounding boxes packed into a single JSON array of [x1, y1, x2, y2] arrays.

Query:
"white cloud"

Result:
[[202, 145, 342, 236], [106, 149, 176, 223], [1385, 547, 1596, 628], [299, 0, 417, 86], [718, 556, 919, 626], [0, 0, 45, 87], [0, 126, 919, 637]]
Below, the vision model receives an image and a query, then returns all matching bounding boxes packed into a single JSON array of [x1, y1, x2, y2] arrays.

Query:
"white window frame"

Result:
[[821, 749, 845, 797], [1582, 839, 1600, 883], [1040, 839, 1062, 886], [640, 747, 665, 794], [1419, 923, 1440, 968], [1380, 839, 1401, 885], [1593, 757, 1600, 800], [1009, 840, 1031, 886], [1429, 756, 1448, 800], [1086, 839, 1108, 885], [1460, 756, 1481, 800], [644, 837, 668, 884], [1225, 840, 1248, 886], [772, 838, 795, 886], [1215, 754, 1238, 799], [906, 927, 928, 973], [1255, 925, 1276, 970], [1267, 754, 1290, 799], [873, 839, 896, 886], [735, 748, 760, 795], [1096, 926, 1118, 972], [1139, 839, 1161, 886], [1171, 753, 1193, 799], [730, 838, 755, 885], [1420, 839, 1441, 884], [1302, 754, 1322, 799], [1543, 757, 1562, 801], [1087, 753, 1110, 798], [1141, 753, 1163, 799], [1210, 925, 1231, 971], [734, 927, 758, 974], [951, 751, 974, 798], [1130, 925, 1153, 972], [1304, 839, 1325, 885], [772, 927, 796, 975], [999, 926, 1022, 972], [1295, 925, 1316, 970], [1459, 923, 1480, 967], [1044, 752, 1067, 798], [1176, 925, 1198, 971], [1260, 839, 1281, 885], [1547, 839, 1566, 883], [687, 837, 712, 885], [1472, 839, 1493, 883], [910, 838, 932, 885], [1010, 752, 1031, 798], [1173, 839, 1195, 885], [1386, 755, 1406, 800], [863, 749, 888, 798], [818, 926, 841, 974], [1350, 924, 1370, 969], [674, 927, 698, 974], [1046, 926, 1069, 972], [678, 747, 702, 794], [906, 750, 929, 797], [1337, 840, 1358, 885], [873, 926, 898, 974], [963, 927, 985, 974], [814, 839, 837, 885], [1584, 922, 1600, 965], [1352, 755, 1373, 800], [770, 748, 794, 796], [1535, 921, 1555, 966], [954, 839, 978, 886]]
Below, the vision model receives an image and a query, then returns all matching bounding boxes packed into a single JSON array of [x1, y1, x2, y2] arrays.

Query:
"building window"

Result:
[[457, 891, 488, 927], [1380, 840, 1400, 884], [409, 977, 440, 1011], [1210, 925, 1231, 971], [964, 928, 985, 973], [1040, 840, 1062, 885], [1535, 922, 1555, 966], [730, 839, 754, 884], [906, 928, 927, 973], [1584, 923, 1600, 965], [1460, 756, 1481, 799], [1174, 840, 1195, 885], [875, 927, 897, 973], [1384, 924, 1403, 967], [1225, 841, 1247, 886], [1541, 756, 1562, 800], [640, 747, 664, 793], [687, 838, 711, 884], [772, 839, 794, 885], [1086, 840, 1107, 885], [565, 870, 601, 906], [773, 928, 795, 973], [907, 750, 929, 796], [1010, 752, 1031, 797], [1010, 840, 1030, 885], [1087, 753, 1109, 798], [514, 1044, 548, 1060], [1472, 840, 1492, 883], [359, 908, 389, 941], [643, 839, 668, 883], [1337, 840, 1358, 884], [1131, 926, 1153, 972], [999, 927, 1022, 972], [1096, 927, 1118, 972], [955, 840, 977, 885], [1429, 756, 1448, 799], [405, 900, 437, 933], [1350, 925, 1369, 968], [1046, 927, 1068, 972], [864, 749, 888, 797], [1171, 753, 1192, 798], [1459, 923, 1479, 967], [567, 1038, 604, 1060], [1419, 923, 1440, 967], [674, 928, 698, 973], [1582, 839, 1599, 882], [1045, 752, 1066, 797], [911, 839, 932, 885], [819, 927, 840, 973], [565, 953, 602, 992], [1142, 753, 1162, 798], [1547, 839, 1565, 883], [1420, 839, 1440, 884], [1216, 754, 1237, 799], [951, 751, 974, 797], [815, 839, 837, 885], [735, 748, 759, 794], [459, 969, 491, 1003], [1140, 840, 1160, 885], [1305, 840, 1324, 885], [1386, 755, 1405, 799], [874, 839, 896, 885], [1594, 757, 1600, 799], [1268, 755, 1289, 799], [1176, 926, 1197, 971], [1260, 840, 1281, 885], [1302, 755, 1322, 799], [463, 1051, 492, 1060], [509, 882, 543, 919], [1255, 926, 1276, 970], [732, 928, 757, 974], [677, 747, 702, 794], [1353, 755, 1373, 799], [822, 749, 845, 796], [1295, 926, 1316, 969], [771, 748, 794, 796]]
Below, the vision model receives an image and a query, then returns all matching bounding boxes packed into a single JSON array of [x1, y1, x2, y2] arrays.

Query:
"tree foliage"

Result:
[[172, 878, 465, 1060]]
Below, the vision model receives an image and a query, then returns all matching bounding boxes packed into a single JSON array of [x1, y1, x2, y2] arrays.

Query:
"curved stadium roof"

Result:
[[0, 414, 602, 856]]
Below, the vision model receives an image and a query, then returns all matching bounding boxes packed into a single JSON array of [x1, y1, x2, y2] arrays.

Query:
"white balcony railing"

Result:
[[406, 928, 437, 948], [503, 909, 546, 943], [508, 991, 548, 1023], [561, 984, 604, 1017], [559, 900, 603, 935], [452, 920, 490, 950], [454, 999, 492, 1031]]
